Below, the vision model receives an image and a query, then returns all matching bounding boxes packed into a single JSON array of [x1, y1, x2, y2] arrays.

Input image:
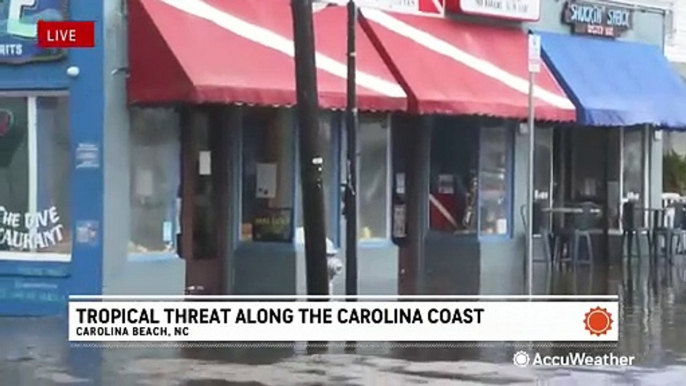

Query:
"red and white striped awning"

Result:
[[359, 8, 576, 121], [128, 0, 407, 111]]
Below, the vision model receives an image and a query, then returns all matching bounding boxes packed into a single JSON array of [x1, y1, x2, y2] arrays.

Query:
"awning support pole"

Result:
[[344, 0, 359, 300]]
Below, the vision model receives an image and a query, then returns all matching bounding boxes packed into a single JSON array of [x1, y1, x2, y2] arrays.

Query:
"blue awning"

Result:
[[538, 31, 686, 129]]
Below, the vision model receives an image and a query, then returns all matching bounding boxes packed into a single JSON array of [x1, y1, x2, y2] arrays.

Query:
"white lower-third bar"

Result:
[[68, 301, 619, 342]]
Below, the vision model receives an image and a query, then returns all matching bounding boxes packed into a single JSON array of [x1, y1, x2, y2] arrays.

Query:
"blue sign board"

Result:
[[0, 0, 69, 64]]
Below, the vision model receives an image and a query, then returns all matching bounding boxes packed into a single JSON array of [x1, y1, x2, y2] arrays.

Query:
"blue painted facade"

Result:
[[0, 0, 104, 315]]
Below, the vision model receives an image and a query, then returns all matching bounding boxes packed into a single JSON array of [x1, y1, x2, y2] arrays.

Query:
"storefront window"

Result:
[[241, 108, 294, 242], [570, 129, 607, 202], [623, 129, 644, 202], [429, 118, 479, 234], [129, 108, 180, 254], [0, 96, 71, 256], [569, 128, 621, 228], [479, 125, 511, 235], [358, 113, 390, 241], [534, 127, 553, 231], [296, 113, 339, 244]]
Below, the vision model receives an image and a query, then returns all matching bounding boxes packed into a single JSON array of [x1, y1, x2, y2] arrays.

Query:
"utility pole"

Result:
[[344, 0, 358, 299], [291, 0, 329, 296]]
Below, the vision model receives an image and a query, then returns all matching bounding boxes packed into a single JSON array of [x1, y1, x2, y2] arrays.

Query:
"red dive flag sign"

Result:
[[37, 21, 95, 48]]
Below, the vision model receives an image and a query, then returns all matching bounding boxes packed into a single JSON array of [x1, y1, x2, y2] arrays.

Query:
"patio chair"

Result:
[[558, 202, 597, 266], [621, 201, 646, 259], [666, 203, 686, 260], [648, 204, 681, 263]]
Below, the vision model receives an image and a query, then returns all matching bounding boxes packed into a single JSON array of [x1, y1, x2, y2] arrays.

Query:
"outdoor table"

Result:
[[542, 207, 602, 214]]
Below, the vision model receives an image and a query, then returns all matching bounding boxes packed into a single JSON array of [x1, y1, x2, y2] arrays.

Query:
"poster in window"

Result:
[[395, 173, 406, 195], [134, 169, 154, 197], [198, 151, 212, 175], [392, 204, 406, 238], [256, 163, 277, 199], [252, 208, 293, 243], [438, 174, 454, 194]]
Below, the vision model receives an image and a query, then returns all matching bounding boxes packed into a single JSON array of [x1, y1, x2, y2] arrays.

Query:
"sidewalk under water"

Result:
[[2, 257, 686, 385]]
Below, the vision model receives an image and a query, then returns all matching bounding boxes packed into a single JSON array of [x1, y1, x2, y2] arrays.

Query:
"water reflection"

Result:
[[3, 257, 686, 385]]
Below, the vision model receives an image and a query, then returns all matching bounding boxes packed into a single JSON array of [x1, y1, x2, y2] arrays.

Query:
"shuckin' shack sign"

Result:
[[563, 1, 633, 38], [0, 0, 69, 64]]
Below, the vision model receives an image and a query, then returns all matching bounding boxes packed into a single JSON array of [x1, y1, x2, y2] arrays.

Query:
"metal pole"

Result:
[[344, 0, 359, 299], [526, 70, 536, 296], [291, 0, 330, 296]]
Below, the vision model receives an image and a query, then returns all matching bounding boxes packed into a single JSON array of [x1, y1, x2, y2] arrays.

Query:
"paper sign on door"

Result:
[[256, 163, 277, 199]]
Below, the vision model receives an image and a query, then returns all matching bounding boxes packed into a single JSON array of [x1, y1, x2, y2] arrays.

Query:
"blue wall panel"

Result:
[[0, 0, 104, 315]]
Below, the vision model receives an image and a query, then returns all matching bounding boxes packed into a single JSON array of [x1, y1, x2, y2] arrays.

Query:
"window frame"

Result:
[[532, 126, 554, 233], [356, 112, 393, 245], [619, 127, 648, 230], [425, 119, 514, 240], [127, 107, 182, 261], [238, 107, 297, 245], [476, 123, 514, 240], [294, 112, 342, 247], [0, 91, 71, 262]]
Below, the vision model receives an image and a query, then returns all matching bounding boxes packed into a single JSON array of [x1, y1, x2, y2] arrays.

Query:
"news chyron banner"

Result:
[[68, 297, 619, 342]]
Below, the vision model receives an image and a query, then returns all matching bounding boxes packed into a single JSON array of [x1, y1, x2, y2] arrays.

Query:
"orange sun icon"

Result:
[[584, 307, 613, 336]]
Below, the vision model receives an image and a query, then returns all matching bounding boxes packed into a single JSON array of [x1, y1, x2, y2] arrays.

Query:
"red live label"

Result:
[[37, 21, 95, 48]]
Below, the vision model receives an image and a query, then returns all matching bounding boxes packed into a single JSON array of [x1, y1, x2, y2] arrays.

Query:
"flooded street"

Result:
[[3, 257, 686, 385]]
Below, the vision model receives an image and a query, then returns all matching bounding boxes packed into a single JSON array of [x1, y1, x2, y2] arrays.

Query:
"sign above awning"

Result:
[[562, 1, 633, 39], [445, 0, 541, 22], [322, 0, 445, 16]]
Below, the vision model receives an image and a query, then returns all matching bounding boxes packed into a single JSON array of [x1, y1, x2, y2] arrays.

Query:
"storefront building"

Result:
[[0, 0, 104, 315], [529, 0, 686, 273], [125, 0, 411, 297], [123, 0, 576, 298], [3, 0, 686, 316], [360, 0, 686, 295]]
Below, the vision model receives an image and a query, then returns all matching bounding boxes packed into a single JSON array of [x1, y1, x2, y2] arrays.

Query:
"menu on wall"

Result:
[[0, 0, 69, 64], [455, 0, 541, 22]]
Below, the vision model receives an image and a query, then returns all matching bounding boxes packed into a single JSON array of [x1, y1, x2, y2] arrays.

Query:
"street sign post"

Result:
[[528, 33, 541, 74], [526, 33, 540, 296]]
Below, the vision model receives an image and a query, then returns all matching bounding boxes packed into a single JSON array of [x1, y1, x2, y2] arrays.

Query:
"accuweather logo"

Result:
[[512, 351, 636, 367]]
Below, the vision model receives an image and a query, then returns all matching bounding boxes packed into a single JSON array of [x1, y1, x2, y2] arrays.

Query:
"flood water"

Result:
[[3, 257, 686, 385]]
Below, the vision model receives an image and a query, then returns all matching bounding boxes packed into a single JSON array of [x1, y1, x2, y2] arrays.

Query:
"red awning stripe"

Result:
[[362, 8, 574, 111], [160, 0, 406, 99]]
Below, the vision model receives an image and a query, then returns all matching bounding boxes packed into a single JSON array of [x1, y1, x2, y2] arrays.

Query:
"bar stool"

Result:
[[648, 208, 670, 261], [622, 201, 644, 259], [559, 202, 596, 266], [666, 203, 686, 260]]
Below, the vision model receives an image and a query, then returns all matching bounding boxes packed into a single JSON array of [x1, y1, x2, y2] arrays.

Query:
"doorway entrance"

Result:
[[179, 107, 231, 295]]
